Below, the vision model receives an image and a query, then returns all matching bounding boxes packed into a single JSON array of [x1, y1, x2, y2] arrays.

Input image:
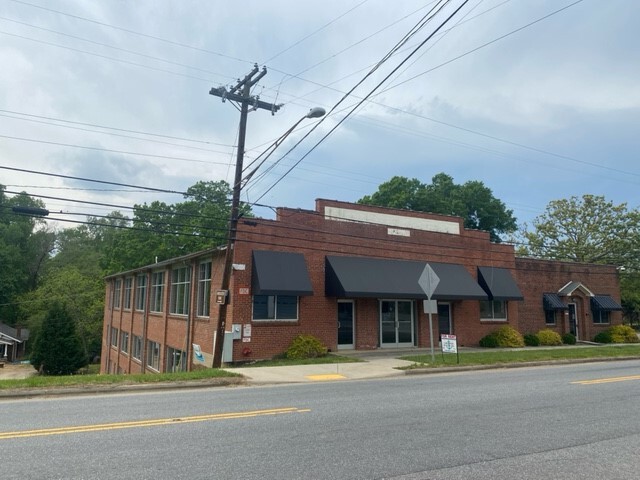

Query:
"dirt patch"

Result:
[[0, 363, 37, 380]]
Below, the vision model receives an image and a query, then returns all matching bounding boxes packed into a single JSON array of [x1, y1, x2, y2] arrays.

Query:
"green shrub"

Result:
[[479, 333, 499, 348], [285, 335, 328, 360], [493, 325, 525, 348], [608, 325, 639, 343], [536, 329, 562, 346], [593, 325, 639, 344], [561, 333, 576, 345], [593, 331, 613, 343], [523, 334, 540, 347]]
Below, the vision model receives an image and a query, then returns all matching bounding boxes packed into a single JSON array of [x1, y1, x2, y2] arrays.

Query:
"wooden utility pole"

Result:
[[209, 65, 280, 368]]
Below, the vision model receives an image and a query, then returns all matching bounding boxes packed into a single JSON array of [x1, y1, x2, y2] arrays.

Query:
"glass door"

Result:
[[337, 301, 355, 349], [380, 300, 414, 347]]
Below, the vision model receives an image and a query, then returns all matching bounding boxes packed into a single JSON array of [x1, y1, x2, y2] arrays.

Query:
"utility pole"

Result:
[[209, 64, 280, 368]]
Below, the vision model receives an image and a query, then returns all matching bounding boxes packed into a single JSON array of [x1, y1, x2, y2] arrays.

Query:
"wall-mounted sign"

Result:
[[238, 287, 250, 295], [215, 290, 228, 304], [243, 324, 252, 337]]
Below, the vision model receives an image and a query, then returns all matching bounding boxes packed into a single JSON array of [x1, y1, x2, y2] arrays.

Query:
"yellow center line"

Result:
[[572, 374, 640, 385], [0, 407, 309, 440]]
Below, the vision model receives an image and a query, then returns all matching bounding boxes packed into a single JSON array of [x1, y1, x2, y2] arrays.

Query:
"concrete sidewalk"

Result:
[[225, 356, 415, 385]]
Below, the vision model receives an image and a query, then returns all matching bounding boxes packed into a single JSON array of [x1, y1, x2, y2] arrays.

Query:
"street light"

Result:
[[241, 107, 326, 186], [211, 104, 326, 368]]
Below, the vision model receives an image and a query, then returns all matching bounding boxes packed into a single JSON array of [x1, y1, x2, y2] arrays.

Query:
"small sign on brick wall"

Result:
[[238, 287, 250, 295]]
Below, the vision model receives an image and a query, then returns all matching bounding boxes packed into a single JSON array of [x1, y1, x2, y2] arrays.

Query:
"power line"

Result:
[[0, 108, 233, 147], [0, 113, 233, 155], [261, 0, 371, 64], [8, 0, 251, 65], [252, 0, 471, 202], [0, 165, 189, 195], [0, 134, 228, 165]]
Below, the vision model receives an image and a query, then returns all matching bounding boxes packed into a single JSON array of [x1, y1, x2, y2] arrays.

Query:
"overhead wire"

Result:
[[261, 0, 371, 64], [250, 0, 471, 202]]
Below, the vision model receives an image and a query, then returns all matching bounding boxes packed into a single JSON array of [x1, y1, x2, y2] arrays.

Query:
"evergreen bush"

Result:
[[536, 329, 562, 346], [31, 301, 88, 375], [593, 331, 613, 343], [523, 334, 540, 347], [561, 333, 576, 345], [285, 334, 328, 359], [479, 333, 499, 348]]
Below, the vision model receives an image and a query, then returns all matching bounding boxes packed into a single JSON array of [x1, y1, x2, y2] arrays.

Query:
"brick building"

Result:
[[101, 199, 623, 374]]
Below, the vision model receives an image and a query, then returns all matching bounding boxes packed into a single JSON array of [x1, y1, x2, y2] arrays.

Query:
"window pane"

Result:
[[253, 295, 272, 319], [493, 300, 507, 319], [479, 301, 493, 318], [277, 296, 298, 319]]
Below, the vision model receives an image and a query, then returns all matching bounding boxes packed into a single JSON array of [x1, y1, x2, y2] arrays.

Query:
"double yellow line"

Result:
[[0, 407, 310, 440], [572, 374, 640, 385]]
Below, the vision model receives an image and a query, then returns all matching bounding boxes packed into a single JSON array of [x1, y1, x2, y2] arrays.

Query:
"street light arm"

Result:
[[240, 108, 326, 188]]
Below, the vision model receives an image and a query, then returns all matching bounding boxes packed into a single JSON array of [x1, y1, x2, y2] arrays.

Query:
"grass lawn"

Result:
[[0, 367, 241, 390], [400, 344, 640, 368], [231, 353, 362, 368]]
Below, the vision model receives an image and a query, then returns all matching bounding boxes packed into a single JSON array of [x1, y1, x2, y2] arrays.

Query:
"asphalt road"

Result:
[[2, 360, 640, 479]]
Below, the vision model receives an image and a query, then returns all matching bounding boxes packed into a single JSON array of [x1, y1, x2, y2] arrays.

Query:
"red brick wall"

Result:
[[101, 200, 624, 368], [516, 257, 622, 341]]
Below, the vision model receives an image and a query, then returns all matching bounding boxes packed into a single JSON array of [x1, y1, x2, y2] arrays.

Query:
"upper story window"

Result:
[[123, 277, 133, 310], [150, 271, 165, 313], [197, 261, 212, 317], [480, 300, 507, 321], [112, 279, 122, 309], [135, 274, 147, 311], [170, 266, 191, 316]]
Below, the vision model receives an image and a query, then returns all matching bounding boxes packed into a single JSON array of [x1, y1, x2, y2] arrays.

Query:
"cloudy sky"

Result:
[[1, 0, 638, 235]]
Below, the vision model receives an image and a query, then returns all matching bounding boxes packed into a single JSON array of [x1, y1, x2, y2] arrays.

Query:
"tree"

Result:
[[101, 180, 249, 273], [519, 195, 640, 323], [0, 185, 55, 324], [30, 301, 88, 375], [358, 173, 517, 242], [519, 195, 640, 267]]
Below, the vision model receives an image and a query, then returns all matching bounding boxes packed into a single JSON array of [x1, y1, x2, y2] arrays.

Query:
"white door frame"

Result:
[[568, 303, 579, 340]]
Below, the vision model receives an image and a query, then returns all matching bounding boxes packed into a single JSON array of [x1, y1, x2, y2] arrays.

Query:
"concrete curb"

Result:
[[403, 355, 640, 375], [0, 376, 246, 400]]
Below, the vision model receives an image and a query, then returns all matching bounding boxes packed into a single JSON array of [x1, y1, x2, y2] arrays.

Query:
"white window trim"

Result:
[[196, 261, 212, 318]]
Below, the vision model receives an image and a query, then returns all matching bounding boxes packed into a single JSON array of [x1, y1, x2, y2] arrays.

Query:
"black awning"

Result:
[[252, 250, 313, 296], [429, 262, 488, 300], [477, 266, 524, 301], [543, 293, 568, 311], [325, 256, 488, 300], [591, 295, 623, 311], [325, 256, 426, 298]]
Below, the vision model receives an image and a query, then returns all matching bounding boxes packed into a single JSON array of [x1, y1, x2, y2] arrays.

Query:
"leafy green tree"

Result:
[[31, 301, 88, 375], [0, 186, 55, 324], [358, 173, 517, 242], [519, 195, 640, 322], [519, 195, 639, 267], [101, 180, 248, 273], [21, 266, 105, 360]]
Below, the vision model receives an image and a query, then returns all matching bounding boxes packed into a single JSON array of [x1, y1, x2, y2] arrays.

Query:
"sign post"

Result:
[[418, 264, 440, 363]]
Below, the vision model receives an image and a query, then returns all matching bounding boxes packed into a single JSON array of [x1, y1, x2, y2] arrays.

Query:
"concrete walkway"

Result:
[[226, 357, 414, 385]]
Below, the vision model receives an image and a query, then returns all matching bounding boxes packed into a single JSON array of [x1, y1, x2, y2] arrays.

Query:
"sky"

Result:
[[1, 0, 638, 236]]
